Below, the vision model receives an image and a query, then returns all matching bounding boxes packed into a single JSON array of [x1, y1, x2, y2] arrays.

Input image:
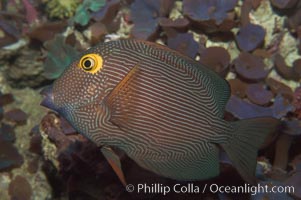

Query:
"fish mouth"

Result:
[[40, 85, 57, 111]]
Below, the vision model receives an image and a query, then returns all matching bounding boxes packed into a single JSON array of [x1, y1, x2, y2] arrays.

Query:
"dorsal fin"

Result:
[[123, 39, 231, 117]]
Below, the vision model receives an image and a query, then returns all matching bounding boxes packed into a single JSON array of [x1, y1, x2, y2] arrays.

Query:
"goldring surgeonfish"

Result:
[[41, 39, 278, 185]]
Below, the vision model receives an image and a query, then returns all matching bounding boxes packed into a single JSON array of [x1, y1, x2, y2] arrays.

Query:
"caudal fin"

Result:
[[221, 118, 279, 184]]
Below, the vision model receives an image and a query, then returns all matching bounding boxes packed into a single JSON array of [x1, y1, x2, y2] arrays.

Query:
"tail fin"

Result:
[[221, 118, 279, 184]]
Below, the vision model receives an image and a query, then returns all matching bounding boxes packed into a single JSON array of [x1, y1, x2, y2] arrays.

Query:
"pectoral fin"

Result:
[[105, 64, 140, 110], [104, 64, 141, 128], [101, 147, 127, 186]]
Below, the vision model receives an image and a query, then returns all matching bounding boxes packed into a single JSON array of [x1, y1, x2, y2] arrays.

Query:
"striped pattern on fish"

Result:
[[42, 39, 280, 184], [89, 40, 231, 179]]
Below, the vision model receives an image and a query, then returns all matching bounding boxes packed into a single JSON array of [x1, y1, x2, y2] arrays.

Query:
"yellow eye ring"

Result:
[[78, 53, 103, 74]]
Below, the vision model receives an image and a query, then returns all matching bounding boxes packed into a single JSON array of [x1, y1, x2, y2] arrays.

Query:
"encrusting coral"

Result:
[[45, 0, 80, 19]]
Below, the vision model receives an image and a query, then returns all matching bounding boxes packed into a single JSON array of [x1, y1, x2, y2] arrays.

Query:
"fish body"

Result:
[[41, 39, 278, 183]]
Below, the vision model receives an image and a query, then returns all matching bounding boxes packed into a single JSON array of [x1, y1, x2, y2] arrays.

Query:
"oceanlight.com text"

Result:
[[125, 183, 295, 196]]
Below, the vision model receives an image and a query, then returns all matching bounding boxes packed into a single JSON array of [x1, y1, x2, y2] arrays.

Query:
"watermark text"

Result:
[[125, 183, 294, 196]]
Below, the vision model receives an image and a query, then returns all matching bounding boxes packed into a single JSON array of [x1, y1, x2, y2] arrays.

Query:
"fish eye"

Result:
[[82, 58, 94, 70], [78, 53, 103, 74]]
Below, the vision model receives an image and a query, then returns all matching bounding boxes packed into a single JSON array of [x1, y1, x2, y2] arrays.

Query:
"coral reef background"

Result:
[[0, 0, 301, 199]]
